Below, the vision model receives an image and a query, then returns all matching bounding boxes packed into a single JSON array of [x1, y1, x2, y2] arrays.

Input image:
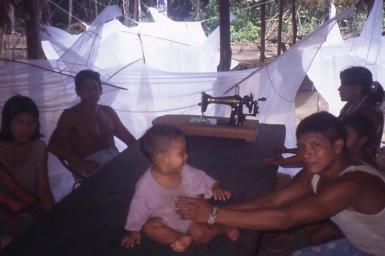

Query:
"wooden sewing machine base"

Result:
[[152, 115, 259, 142]]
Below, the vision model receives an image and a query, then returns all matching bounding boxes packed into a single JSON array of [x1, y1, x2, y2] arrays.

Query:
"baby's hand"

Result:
[[121, 231, 141, 248], [212, 186, 231, 201]]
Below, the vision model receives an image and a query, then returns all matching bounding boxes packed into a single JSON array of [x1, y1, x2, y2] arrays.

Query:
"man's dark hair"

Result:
[[0, 95, 43, 141], [342, 113, 375, 148], [74, 69, 102, 90], [140, 124, 185, 160], [296, 111, 346, 144]]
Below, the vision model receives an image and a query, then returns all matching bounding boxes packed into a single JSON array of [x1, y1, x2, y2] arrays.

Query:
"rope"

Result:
[[199, 0, 275, 23], [48, 0, 87, 26], [114, 104, 199, 113], [0, 58, 127, 91]]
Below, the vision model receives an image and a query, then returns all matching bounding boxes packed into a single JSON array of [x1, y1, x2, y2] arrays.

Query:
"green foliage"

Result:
[[199, 0, 219, 34], [296, 5, 329, 38], [199, 0, 262, 42], [168, 0, 194, 21], [230, 21, 260, 42]]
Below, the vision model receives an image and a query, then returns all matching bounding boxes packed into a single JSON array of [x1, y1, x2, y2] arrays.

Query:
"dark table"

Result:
[[3, 123, 285, 256]]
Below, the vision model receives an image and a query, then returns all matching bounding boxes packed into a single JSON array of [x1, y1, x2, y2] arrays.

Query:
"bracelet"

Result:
[[207, 206, 219, 225]]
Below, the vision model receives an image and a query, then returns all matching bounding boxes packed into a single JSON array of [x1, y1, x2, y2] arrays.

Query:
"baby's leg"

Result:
[[188, 222, 240, 244], [142, 217, 192, 253]]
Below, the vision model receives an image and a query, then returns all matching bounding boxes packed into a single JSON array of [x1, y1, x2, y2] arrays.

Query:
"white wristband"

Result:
[[208, 206, 219, 225]]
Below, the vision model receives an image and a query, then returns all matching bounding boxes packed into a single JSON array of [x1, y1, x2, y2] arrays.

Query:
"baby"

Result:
[[121, 124, 239, 252]]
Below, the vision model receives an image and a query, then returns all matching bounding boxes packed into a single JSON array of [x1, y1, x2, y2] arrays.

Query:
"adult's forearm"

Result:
[[225, 193, 277, 210], [215, 207, 293, 230], [225, 199, 266, 210], [48, 141, 82, 165]]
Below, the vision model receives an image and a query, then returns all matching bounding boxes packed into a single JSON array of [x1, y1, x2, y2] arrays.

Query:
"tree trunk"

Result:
[[259, 0, 266, 63], [217, 0, 231, 72], [68, 0, 73, 30], [94, 1, 98, 17], [122, 0, 129, 19], [25, 0, 45, 59], [277, 0, 283, 55], [196, 0, 201, 19], [129, 0, 139, 21], [291, 0, 297, 45]]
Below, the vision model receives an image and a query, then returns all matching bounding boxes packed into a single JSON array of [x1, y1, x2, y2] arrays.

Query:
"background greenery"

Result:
[[15, 0, 385, 44]]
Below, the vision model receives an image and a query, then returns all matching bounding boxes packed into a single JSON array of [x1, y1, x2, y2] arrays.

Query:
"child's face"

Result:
[[345, 125, 367, 152], [160, 137, 188, 175], [298, 132, 343, 174], [10, 113, 37, 143], [345, 125, 360, 152]]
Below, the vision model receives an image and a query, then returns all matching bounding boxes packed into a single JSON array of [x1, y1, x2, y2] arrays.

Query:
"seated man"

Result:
[[49, 70, 136, 176]]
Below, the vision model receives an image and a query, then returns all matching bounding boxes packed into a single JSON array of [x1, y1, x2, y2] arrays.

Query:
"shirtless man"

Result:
[[49, 70, 136, 176]]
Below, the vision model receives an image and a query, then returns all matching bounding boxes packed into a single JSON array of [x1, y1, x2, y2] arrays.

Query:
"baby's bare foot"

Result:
[[170, 235, 192, 253], [225, 227, 240, 242]]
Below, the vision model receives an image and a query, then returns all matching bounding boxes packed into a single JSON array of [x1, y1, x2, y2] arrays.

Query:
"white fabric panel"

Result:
[[0, 5, 356, 200]]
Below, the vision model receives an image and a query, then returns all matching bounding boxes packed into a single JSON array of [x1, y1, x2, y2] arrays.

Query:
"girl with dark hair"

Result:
[[265, 66, 384, 168], [0, 95, 54, 210], [0, 95, 54, 247], [338, 66, 384, 156]]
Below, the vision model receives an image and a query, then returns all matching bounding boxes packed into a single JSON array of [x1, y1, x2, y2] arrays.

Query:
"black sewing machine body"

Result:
[[199, 92, 265, 126]]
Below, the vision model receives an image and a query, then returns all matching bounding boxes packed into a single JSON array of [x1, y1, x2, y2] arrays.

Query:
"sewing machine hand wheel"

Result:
[[243, 93, 255, 113]]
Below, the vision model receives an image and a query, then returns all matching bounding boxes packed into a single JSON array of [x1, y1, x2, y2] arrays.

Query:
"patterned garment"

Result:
[[292, 239, 372, 256]]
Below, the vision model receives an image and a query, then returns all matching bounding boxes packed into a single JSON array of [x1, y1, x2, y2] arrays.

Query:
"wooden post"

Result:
[[94, 1, 98, 17], [217, 0, 231, 71], [196, 0, 201, 19], [129, 0, 139, 21], [259, 0, 266, 63], [277, 0, 283, 55], [291, 0, 297, 45], [25, 0, 46, 59], [68, 0, 73, 30], [122, 0, 129, 22]]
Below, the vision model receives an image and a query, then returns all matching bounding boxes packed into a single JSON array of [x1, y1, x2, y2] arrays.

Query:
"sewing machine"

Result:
[[199, 91, 266, 126]]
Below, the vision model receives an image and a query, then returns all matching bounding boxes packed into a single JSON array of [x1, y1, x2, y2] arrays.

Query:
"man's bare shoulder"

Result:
[[98, 105, 119, 119], [99, 104, 115, 114]]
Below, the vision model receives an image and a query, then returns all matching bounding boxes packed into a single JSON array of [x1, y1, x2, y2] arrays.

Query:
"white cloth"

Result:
[[85, 147, 119, 164], [80, 147, 119, 177]]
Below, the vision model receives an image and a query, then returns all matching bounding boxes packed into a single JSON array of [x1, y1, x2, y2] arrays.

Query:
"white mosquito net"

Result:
[[0, 3, 373, 201], [308, 0, 385, 116]]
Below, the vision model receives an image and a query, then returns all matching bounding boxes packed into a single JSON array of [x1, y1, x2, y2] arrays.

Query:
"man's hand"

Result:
[[121, 231, 141, 248], [275, 144, 288, 153], [175, 196, 212, 223], [263, 156, 284, 166], [212, 186, 231, 201]]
